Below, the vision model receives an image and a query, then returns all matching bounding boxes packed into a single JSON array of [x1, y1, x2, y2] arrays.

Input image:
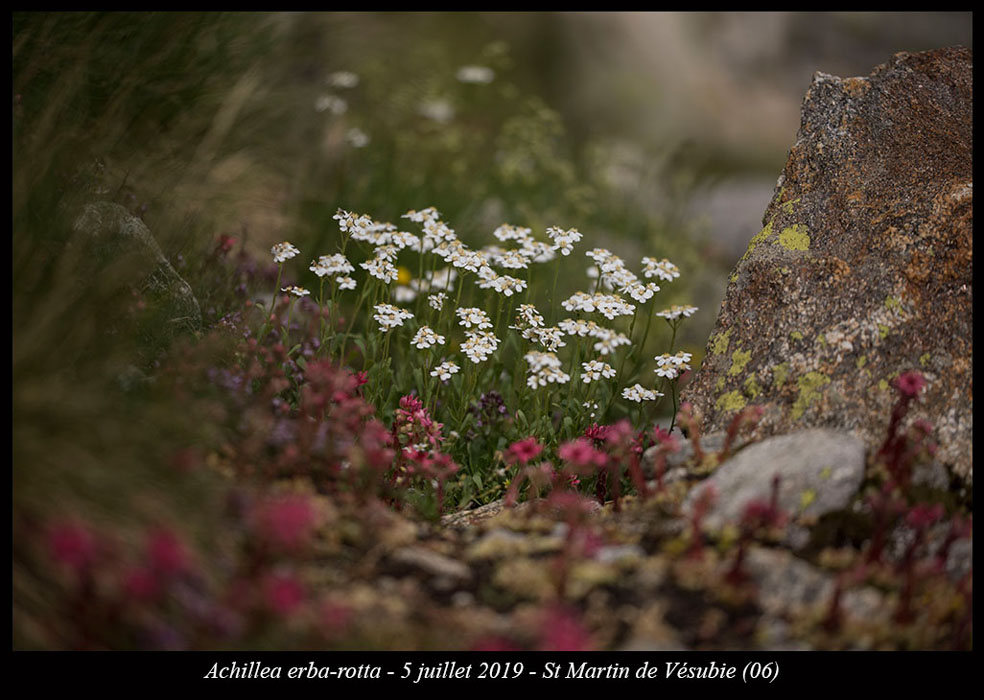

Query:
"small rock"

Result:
[[684, 429, 866, 531], [389, 546, 472, 584]]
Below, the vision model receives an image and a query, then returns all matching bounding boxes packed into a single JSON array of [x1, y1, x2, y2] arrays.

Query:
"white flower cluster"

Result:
[[622, 384, 663, 402], [546, 226, 583, 256], [642, 257, 680, 282], [623, 281, 661, 304], [360, 255, 399, 284], [281, 285, 310, 297], [271, 241, 301, 263], [482, 246, 531, 270], [430, 361, 460, 381], [427, 292, 446, 310], [581, 359, 616, 383], [456, 65, 495, 84], [475, 267, 528, 296], [461, 331, 499, 363], [557, 318, 631, 356], [372, 303, 413, 331], [456, 307, 493, 330], [310, 253, 355, 278], [654, 351, 693, 379], [561, 291, 635, 320], [524, 351, 571, 389], [656, 305, 699, 320], [411, 325, 445, 349]]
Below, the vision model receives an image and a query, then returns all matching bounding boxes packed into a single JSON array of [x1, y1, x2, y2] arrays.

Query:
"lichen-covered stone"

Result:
[[683, 48, 973, 484], [71, 201, 202, 342]]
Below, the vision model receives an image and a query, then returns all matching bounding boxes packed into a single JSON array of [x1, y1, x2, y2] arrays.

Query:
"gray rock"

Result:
[[71, 201, 202, 342], [682, 48, 973, 486], [389, 546, 472, 584], [683, 429, 865, 531]]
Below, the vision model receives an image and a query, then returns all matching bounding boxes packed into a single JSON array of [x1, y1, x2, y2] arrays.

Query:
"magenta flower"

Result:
[[47, 520, 98, 573], [506, 436, 544, 465], [895, 371, 926, 399], [537, 605, 594, 651], [147, 528, 190, 577], [122, 566, 162, 602], [557, 438, 607, 468], [252, 495, 318, 551], [264, 572, 306, 616]]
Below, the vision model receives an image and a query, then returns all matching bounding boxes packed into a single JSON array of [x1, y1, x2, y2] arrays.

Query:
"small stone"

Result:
[[684, 429, 866, 532]]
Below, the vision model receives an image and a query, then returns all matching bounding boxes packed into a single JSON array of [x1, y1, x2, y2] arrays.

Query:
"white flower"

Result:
[[402, 207, 442, 224], [310, 254, 354, 277], [427, 267, 457, 291], [623, 281, 660, 304], [345, 128, 370, 148], [524, 351, 562, 372], [360, 257, 399, 283], [527, 326, 566, 352], [656, 304, 699, 320], [428, 293, 446, 311], [419, 99, 455, 124], [430, 361, 460, 381], [271, 241, 301, 263], [654, 362, 679, 379], [337, 276, 357, 290], [411, 325, 446, 349], [622, 384, 663, 402], [642, 257, 680, 282], [281, 285, 310, 297], [461, 331, 499, 363], [393, 285, 417, 303], [315, 94, 348, 114], [326, 71, 360, 88], [493, 223, 532, 243], [456, 307, 493, 330], [591, 327, 631, 356], [456, 65, 495, 84], [546, 226, 583, 256], [373, 303, 413, 331], [583, 401, 599, 418], [581, 359, 615, 383]]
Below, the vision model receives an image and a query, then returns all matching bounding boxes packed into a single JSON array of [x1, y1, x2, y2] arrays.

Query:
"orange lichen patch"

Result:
[[842, 77, 870, 97], [821, 256, 851, 283]]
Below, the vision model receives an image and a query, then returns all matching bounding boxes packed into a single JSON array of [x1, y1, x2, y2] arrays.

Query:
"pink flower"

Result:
[[122, 566, 162, 602], [264, 572, 306, 616], [895, 371, 926, 399], [472, 636, 522, 651], [147, 528, 190, 577], [557, 438, 607, 469], [252, 495, 318, 551], [47, 520, 98, 573], [538, 605, 594, 651], [506, 437, 544, 465]]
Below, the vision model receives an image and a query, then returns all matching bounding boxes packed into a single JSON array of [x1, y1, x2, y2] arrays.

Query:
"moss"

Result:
[[919, 353, 931, 367], [790, 331, 803, 341], [778, 224, 810, 251], [878, 324, 890, 339], [711, 328, 732, 356], [772, 362, 790, 388], [715, 391, 746, 412], [791, 371, 830, 420], [743, 374, 761, 399], [728, 348, 751, 377], [856, 355, 867, 368], [878, 379, 889, 391]]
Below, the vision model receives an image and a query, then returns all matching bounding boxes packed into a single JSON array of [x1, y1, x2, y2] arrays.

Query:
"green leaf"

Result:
[[472, 473, 483, 491]]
